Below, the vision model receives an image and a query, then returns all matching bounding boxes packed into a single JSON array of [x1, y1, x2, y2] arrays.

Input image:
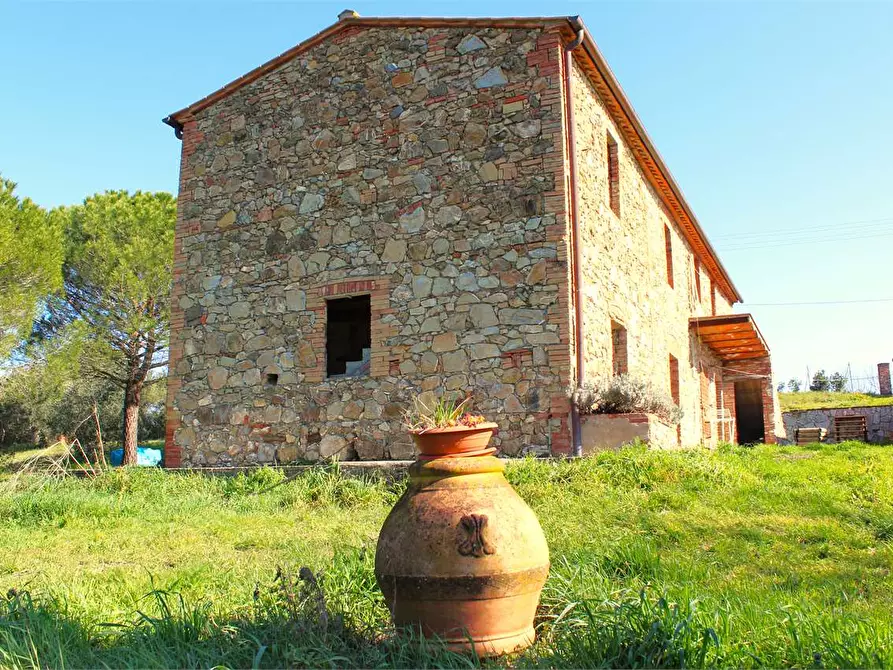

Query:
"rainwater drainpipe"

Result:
[[163, 115, 184, 140], [564, 17, 586, 457]]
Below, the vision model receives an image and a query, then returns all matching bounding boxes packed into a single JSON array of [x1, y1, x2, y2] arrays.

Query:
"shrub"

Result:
[[571, 375, 683, 424]]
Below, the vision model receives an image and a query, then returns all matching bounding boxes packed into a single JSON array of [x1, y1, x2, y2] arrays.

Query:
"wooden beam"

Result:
[[714, 345, 768, 355], [697, 330, 760, 342], [690, 315, 751, 327], [699, 335, 762, 346], [723, 352, 769, 360], [690, 323, 753, 336]]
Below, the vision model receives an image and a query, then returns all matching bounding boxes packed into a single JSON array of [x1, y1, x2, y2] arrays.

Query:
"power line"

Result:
[[744, 297, 893, 307], [718, 228, 893, 252], [712, 215, 893, 241]]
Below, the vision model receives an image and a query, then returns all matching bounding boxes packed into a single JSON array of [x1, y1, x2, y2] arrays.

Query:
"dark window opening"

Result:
[[699, 365, 711, 440], [326, 295, 371, 378], [607, 133, 620, 216], [669, 354, 681, 445], [694, 257, 702, 302], [265, 373, 279, 387], [668, 354, 680, 405], [611, 320, 628, 377], [664, 225, 674, 288]]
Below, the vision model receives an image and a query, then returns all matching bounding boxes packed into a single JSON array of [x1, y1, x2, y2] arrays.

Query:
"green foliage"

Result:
[[829, 372, 848, 393], [44, 190, 175, 381], [1, 445, 893, 667], [809, 369, 830, 392], [0, 178, 63, 358], [573, 375, 684, 424], [787, 377, 802, 392], [58, 191, 175, 325], [36, 191, 175, 460], [404, 393, 483, 431], [0, 336, 165, 446]]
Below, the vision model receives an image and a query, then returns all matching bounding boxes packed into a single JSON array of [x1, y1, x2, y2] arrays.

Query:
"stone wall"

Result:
[[569, 57, 734, 447], [580, 413, 678, 452], [166, 25, 576, 466], [164, 19, 780, 465], [783, 405, 893, 444]]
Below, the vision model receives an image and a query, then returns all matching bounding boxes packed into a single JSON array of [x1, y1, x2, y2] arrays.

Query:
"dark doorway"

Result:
[[734, 380, 765, 444], [326, 295, 371, 377]]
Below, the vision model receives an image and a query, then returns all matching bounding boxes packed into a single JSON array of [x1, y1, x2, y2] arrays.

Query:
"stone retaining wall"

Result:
[[782, 405, 893, 444], [580, 413, 678, 452]]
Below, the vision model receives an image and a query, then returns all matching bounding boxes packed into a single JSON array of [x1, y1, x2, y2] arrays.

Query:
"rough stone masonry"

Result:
[[166, 24, 575, 466], [163, 15, 780, 467]]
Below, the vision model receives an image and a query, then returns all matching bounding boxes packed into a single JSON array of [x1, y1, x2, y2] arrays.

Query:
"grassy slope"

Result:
[[780, 391, 893, 412], [0, 444, 892, 668]]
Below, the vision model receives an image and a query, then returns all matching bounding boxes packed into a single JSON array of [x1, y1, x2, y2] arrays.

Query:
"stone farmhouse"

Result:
[[162, 12, 782, 467]]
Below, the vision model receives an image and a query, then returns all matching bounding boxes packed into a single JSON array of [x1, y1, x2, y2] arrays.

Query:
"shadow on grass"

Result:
[[3, 573, 891, 670], [0, 571, 479, 670]]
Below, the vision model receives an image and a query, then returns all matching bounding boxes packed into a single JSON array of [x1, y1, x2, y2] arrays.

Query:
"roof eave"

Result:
[[573, 18, 742, 304]]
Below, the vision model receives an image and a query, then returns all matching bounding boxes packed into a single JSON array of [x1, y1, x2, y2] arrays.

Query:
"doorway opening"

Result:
[[734, 380, 765, 444]]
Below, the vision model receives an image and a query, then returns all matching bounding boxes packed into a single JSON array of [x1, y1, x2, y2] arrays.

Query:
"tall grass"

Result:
[[1, 443, 892, 667]]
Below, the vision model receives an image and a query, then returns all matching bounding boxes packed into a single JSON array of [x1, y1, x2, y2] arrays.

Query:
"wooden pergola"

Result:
[[690, 314, 770, 361]]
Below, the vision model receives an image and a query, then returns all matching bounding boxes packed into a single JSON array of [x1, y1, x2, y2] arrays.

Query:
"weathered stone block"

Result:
[[474, 66, 508, 88]]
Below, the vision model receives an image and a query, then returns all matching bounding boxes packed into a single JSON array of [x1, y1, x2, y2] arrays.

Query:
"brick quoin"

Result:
[[163, 116, 200, 469], [879, 363, 892, 396]]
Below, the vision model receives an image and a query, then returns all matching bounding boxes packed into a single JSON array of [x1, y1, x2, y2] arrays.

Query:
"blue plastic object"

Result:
[[109, 446, 163, 467]]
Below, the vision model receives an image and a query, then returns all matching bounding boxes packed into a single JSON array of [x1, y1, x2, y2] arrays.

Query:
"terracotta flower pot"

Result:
[[375, 447, 550, 656], [410, 422, 499, 458]]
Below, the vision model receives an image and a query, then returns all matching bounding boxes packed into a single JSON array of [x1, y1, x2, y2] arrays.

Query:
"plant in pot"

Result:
[[404, 394, 498, 458]]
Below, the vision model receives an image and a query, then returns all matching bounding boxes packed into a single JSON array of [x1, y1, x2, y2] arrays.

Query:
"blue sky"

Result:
[[3, 1, 892, 387]]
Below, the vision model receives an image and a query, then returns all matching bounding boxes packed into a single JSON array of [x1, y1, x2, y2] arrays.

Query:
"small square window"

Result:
[[265, 373, 279, 387], [326, 295, 371, 378]]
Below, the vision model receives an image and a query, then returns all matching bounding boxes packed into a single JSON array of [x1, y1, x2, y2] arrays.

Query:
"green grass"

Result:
[[1, 443, 892, 668], [780, 391, 893, 412]]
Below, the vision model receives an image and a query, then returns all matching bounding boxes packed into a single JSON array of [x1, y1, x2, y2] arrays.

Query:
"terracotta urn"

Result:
[[375, 426, 550, 656]]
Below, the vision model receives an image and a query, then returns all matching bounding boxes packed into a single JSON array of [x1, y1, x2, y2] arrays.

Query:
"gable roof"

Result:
[[163, 14, 742, 304]]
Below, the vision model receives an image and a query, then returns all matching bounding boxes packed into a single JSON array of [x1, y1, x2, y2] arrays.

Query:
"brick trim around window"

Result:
[[303, 277, 394, 383]]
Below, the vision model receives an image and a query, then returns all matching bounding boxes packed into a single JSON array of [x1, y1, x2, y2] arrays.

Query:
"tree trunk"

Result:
[[121, 382, 141, 466]]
